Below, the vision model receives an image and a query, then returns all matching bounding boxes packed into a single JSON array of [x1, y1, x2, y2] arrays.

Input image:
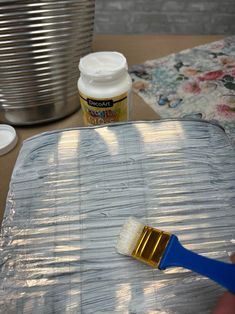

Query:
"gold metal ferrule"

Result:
[[132, 226, 171, 267]]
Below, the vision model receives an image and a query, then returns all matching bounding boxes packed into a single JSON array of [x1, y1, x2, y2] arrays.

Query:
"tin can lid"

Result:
[[0, 124, 18, 156]]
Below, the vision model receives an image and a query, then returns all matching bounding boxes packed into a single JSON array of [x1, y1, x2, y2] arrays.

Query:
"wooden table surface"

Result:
[[0, 35, 224, 225]]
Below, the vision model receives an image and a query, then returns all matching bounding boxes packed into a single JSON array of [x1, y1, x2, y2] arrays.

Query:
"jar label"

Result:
[[79, 92, 129, 125]]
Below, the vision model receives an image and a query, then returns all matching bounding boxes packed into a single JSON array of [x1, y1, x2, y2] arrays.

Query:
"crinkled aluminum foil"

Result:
[[0, 120, 235, 314]]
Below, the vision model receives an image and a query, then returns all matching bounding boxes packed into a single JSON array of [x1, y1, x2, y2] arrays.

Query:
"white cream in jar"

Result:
[[78, 51, 132, 126]]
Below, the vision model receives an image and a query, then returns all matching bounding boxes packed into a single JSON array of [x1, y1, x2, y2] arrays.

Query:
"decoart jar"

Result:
[[78, 51, 132, 126]]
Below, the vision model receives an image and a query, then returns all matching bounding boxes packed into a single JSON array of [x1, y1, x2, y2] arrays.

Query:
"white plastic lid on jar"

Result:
[[79, 51, 128, 80]]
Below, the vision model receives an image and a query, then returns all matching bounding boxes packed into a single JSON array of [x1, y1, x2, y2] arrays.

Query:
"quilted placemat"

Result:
[[130, 36, 235, 144]]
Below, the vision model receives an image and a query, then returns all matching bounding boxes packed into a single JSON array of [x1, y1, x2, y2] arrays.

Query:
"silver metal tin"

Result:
[[0, 0, 95, 125]]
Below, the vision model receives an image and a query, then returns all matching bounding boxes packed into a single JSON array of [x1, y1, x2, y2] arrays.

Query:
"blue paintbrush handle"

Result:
[[159, 235, 235, 293]]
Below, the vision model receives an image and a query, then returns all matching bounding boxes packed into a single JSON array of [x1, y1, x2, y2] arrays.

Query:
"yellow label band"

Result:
[[79, 92, 129, 125]]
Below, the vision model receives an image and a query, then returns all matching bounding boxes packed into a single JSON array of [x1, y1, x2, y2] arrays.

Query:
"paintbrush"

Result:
[[116, 217, 235, 293]]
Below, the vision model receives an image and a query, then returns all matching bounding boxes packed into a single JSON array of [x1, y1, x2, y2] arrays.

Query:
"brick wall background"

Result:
[[94, 0, 235, 34]]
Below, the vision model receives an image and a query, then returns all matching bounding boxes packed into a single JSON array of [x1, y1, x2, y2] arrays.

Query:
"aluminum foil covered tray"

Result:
[[0, 120, 235, 314]]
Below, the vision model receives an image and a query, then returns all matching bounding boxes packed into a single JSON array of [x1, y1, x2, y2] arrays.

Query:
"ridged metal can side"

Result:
[[0, 0, 95, 125]]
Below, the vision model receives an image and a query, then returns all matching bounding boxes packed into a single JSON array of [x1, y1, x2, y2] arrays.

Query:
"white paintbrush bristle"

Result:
[[116, 217, 145, 256]]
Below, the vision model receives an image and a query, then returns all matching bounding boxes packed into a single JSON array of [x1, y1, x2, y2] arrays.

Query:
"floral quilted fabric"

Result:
[[130, 36, 235, 144]]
